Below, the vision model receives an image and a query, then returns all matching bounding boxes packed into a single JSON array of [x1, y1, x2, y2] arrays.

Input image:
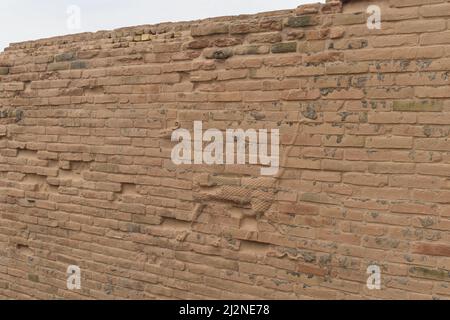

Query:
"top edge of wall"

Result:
[[1, 0, 350, 55]]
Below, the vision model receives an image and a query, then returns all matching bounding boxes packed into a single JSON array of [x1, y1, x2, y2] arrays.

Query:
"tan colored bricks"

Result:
[[1, 0, 450, 300]]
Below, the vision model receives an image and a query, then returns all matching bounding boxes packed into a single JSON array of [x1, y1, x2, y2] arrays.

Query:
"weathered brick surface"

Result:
[[1, 0, 450, 299]]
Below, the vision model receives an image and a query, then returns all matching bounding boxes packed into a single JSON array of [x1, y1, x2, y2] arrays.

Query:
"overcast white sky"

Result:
[[0, 0, 323, 52]]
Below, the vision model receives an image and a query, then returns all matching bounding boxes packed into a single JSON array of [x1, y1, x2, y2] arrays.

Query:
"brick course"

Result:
[[1, 0, 450, 299]]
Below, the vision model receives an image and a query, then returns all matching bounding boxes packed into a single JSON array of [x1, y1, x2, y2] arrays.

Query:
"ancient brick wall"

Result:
[[1, 0, 450, 299]]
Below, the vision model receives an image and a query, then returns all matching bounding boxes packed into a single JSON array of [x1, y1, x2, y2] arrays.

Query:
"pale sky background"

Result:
[[0, 0, 324, 52]]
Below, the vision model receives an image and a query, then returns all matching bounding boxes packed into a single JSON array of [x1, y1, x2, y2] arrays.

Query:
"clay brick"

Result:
[[304, 51, 343, 64], [285, 15, 318, 28], [372, 34, 418, 48], [234, 45, 270, 55], [191, 23, 229, 36], [383, 7, 419, 21], [153, 42, 182, 53], [393, 100, 443, 112], [409, 266, 450, 281], [247, 32, 282, 44], [55, 52, 76, 62], [213, 37, 242, 47], [271, 42, 297, 54], [230, 18, 283, 35], [286, 30, 306, 40], [203, 48, 233, 59], [0, 67, 9, 75], [419, 3, 450, 17], [417, 164, 450, 177], [47, 62, 70, 71], [366, 137, 413, 149], [343, 173, 388, 187], [329, 27, 345, 39], [368, 112, 416, 124], [3, 82, 24, 91], [295, 3, 321, 15], [326, 62, 368, 74], [395, 19, 446, 34], [323, 135, 365, 147], [186, 39, 210, 49], [217, 69, 247, 81], [369, 163, 415, 174], [71, 61, 87, 69], [333, 13, 366, 25], [412, 243, 450, 257], [391, 0, 442, 8], [420, 31, 450, 45]]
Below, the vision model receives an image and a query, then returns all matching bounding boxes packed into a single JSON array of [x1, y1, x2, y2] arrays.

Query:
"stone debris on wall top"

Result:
[[1, 0, 450, 300], [2, 1, 345, 53]]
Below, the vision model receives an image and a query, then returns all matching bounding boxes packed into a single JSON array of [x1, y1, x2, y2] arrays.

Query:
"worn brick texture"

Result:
[[1, 0, 450, 299]]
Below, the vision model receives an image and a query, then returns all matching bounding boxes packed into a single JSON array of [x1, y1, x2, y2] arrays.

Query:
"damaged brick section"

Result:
[[1, 0, 450, 300]]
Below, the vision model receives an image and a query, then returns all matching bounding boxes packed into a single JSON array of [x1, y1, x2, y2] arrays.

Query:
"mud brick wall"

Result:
[[1, 0, 450, 299]]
